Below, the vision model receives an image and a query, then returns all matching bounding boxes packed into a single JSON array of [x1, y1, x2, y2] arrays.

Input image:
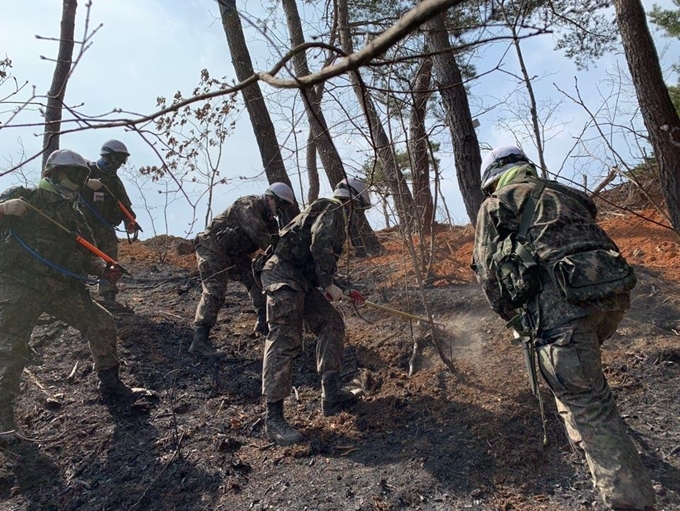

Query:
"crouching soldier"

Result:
[[191, 183, 298, 360], [0, 149, 148, 446], [472, 145, 655, 510], [260, 177, 369, 446]]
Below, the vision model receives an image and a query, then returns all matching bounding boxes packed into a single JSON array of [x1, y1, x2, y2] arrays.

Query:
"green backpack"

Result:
[[490, 180, 546, 307]]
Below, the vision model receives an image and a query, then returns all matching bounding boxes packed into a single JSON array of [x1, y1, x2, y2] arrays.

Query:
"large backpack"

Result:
[[491, 177, 636, 308]]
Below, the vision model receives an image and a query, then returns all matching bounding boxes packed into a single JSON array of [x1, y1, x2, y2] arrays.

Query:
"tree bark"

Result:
[[409, 55, 435, 235], [614, 0, 680, 234], [305, 132, 319, 204], [216, 0, 292, 188], [42, 0, 77, 168], [426, 11, 484, 226]]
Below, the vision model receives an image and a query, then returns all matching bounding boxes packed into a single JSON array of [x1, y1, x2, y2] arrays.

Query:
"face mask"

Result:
[[60, 177, 81, 191], [46, 178, 79, 200]]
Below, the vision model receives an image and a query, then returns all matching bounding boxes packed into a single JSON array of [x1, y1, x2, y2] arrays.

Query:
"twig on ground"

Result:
[[67, 361, 79, 383], [23, 369, 54, 398]]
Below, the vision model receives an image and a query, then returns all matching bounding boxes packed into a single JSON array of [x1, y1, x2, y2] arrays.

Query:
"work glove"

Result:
[[345, 289, 366, 305], [1, 198, 29, 217], [102, 265, 124, 285], [324, 284, 343, 302], [86, 179, 104, 191]]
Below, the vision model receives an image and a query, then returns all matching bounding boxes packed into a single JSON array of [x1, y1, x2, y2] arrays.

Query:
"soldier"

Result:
[[0, 149, 146, 446], [79, 139, 139, 309], [191, 183, 298, 360], [472, 146, 655, 510], [260, 177, 369, 446]]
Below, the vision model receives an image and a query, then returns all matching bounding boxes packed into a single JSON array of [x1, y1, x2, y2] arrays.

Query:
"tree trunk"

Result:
[[614, 0, 680, 234], [409, 55, 435, 235], [216, 0, 291, 188], [42, 0, 77, 168], [426, 11, 484, 226], [283, 0, 380, 253], [282, 0, 345, 186], [305, 132, 319, 204], [337, 0, 416, 232]]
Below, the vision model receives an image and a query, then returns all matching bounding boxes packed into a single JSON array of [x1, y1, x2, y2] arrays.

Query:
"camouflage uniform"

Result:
[[79, 161, 136, 298], [193, 195, 278, 330], [260, 198, 347, 402], [473, 168, 655, 510], [0, 185, 118, 404]]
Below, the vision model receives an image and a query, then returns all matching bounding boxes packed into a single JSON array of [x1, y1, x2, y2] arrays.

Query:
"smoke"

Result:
[[429, 312, 494, 365]]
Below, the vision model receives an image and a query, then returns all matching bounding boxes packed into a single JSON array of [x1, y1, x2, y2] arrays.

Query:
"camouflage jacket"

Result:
[[472, 173, 629, 330], [79, 161, 136, 228], [0, 185, 107, 290], [263, 197, 348, 291], [196, 195, 278, 257]]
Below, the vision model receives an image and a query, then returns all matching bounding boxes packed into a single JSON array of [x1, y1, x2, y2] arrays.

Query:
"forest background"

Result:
[[1, 0, 680, 241]]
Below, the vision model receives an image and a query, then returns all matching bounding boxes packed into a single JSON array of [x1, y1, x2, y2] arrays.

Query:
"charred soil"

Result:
[[2, 207, 680, 511]]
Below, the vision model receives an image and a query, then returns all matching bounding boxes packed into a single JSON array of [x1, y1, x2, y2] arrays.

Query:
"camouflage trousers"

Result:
[[193, 244, 265, 329], [260, 281, 345, 403], [0, 278, 119, 401], [537, 311, 655, 510], [90, 222, 120, 297]]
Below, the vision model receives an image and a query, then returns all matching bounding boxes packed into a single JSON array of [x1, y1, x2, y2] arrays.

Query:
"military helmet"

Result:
[[333, 177, 371, 210], [100, 139, 130, 157], [480, 145, 532, 194], [265, 182, 296, 205], [42, 149, 91, 186]]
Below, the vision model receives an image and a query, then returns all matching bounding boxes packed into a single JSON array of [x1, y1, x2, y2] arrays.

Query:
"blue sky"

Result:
[[1, 0, 678, 237]]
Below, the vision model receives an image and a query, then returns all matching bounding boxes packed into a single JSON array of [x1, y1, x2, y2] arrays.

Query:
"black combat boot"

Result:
[[189, 326, 226, 361], [253, 308, 268, 336], [321, 371, 358, 416], [265, 399, 304, 446], [98, 366, 134, 401], [99, 291, 131, 313], [0, 398, 22, 445]]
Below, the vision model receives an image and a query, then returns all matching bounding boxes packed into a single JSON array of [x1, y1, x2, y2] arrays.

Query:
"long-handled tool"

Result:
[[24, 201, 131, 275], [361, 299, 444, 327], [348, 296, 456, 375], [101, 182, 143, 242]]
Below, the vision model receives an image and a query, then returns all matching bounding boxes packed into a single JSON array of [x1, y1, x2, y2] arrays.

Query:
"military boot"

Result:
[[99, 291, 130, 313], [102, 291, 117, 306], [321, 371, 358, 416], [0, 398, 22, 445], [253, 308, 268, 336], [98, 366, 134, 402], [265, 399, 304, 446], [189, 326, 226, 361]]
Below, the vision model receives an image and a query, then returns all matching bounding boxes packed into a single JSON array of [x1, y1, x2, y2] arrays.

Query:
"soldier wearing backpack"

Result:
[[472, 146, 655, 510], [259, 178, 369, 446]]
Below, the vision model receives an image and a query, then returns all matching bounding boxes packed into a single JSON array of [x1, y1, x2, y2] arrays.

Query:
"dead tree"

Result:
[[42, 0, 77, 167]]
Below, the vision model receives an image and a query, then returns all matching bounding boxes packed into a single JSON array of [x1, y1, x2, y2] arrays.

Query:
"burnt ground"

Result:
[[1, 223, 680, 511]]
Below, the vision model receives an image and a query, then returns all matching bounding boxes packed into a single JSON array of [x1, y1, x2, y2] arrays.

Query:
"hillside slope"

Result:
[[1, 211, 679, 511]]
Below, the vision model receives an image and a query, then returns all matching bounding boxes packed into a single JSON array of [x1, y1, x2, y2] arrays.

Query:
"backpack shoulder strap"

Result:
[[516, 178, 546, 243]]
